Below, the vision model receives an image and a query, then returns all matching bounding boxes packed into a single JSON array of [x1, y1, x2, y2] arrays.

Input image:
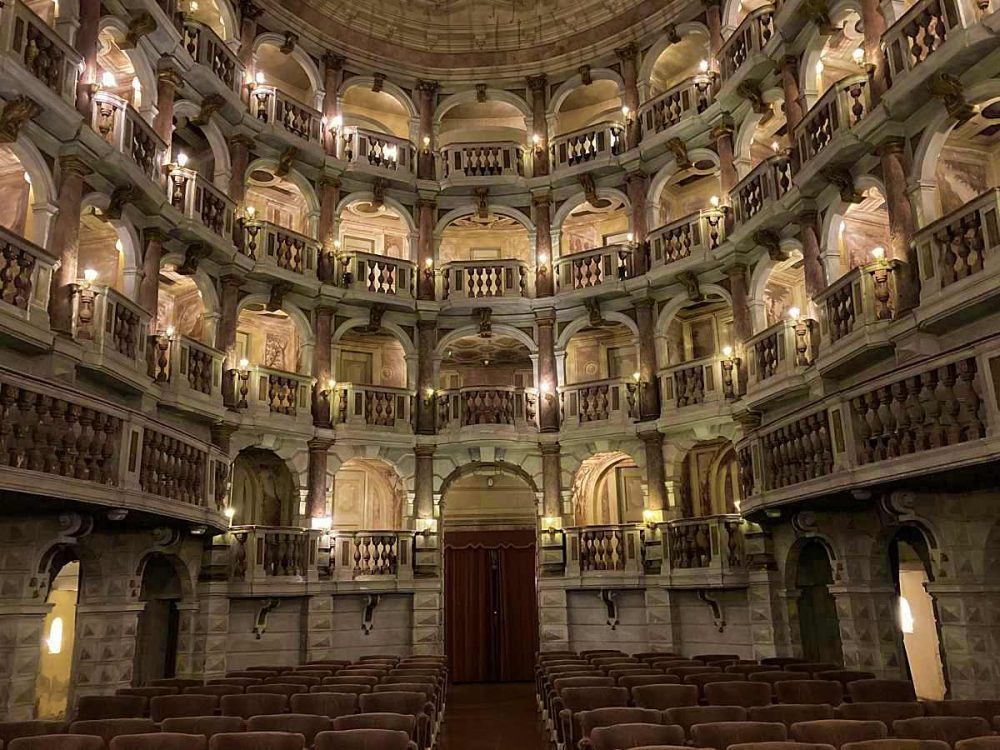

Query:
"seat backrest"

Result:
[[381, 676, 443, 688], [577, 707, 663, 738], [761, 658, 807, 667], [338, 670, 387, 679], [220, 693, 289, 719], [68, 719, 159, 744], [776, 680, 845, 706], [670, 665, 722, 678], [788, 664, 842, 676], [687, 674, 747, 690], [816, 672, 877, 688], [265, 676, 319, 687], [790, 719, 888, 748], [750, 704, 836, 729], [728, 742, 836, 750], [750, 672, 802, 685], [325, 677, 379, 688], [590, 723, 686, 750], [208, 732, 306, 750], [184, 686, 244, 697], [373, 684, 435, 699], [290, 692, 359, 719], [76, 695, 148, 721], [332, 713, 416, 735], [314, 729, 413, 750], [608, 668, 661, 681], [652, 660, 701, 670], [160, 717, 245, 739], [117, 688, 178, 699], [841, 741, 951, 750], [836, 703, 925, 725], [210, 679, 262, 688], [0, 721, 68, 746], [924, 702, 1000, 721], [892, 717, 992, 744], [310, 686, 372, 696], [358, 692, 429, 716], [690, 721, 788, 750], [620, 675, 681, 689], [632, 685, 700, 710], [848, 681, 917, 704], [150, 679, 204, 690], [109, 733, 207, 750], [559, 686, 630, 712], [10, 735, 105, 750], [956, 739, 1000, 750], [553, 677, 615, 692], [248, 684, 306, 698], [665, 706, 749, 736], [150, 695, 220, 722], [694, 654, 741, 664], [726, 666, 777, 676], [704, 681, 772, 708], [247, 714, 332, 745]]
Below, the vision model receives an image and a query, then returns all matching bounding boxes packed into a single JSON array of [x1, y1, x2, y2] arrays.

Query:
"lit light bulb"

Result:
[[771, 141, 780, 152], [788, 306, 801, 321], [46, 617, 64, 655], [815, 59, 825, 75], [839, 220, 846, 234], [176, 152, 189, 168], [626, 232, 634, 243], [326, 378, 336, 390], [223, 506, 236, 520], [532, 133, 541, 146], [424, 257, 433, 269], [422, 135, 430, 147], [245, 205, 256, 219], [331, 115, 343, 129], [871, 246, 885, 260], [699, 59, 709, 73], [132, 76, 141, 92], [538, 253, 549, 266], [101, 70, 116, 88], [424, 387, 435, 399], [621, 105, 631, 117], [709, 195, 720, 208], [540, 381, 552, 395], [632, 371, 642, 383], [115, 239, 123, 252], [165, 325, 175, 337], [852, 47, 865, 65], [722, 345, 733, 358], [238, 357, 250, 370], [254, 71, 265, 85], [189, 0, 199, 11], [23, 172, 31, 185], [83, 268, 98, 284], [334, 239, 342, 250]]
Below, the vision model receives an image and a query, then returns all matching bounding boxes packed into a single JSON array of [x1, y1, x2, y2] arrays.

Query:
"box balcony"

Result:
[[660, 354, 741, 421], [560, 377, 638, 427], [147, 333, 226, 418], [745, 317, 818, 406], [71, 282, 151, 391], [554, 244, 635, 296], [182, 21, 242, 99], [661, 514, 748, 588], [730, 153, 793, 235], [90, 91, 167, 188], [638, 76, 714, 146], [439, 141, 525, 185], [436, 386, 539, 436], [331, 530, 416, 585], [0, 227, 56, 351], [242, 220, 319, 284], [340, 127, 415, 181], [249, 84, 323, 147], [167, 166, 236, 247], [549, 122, 625, 178], [717, 5, 776, 104], [228, 525, 322, 590], [648, 209, 726, 273], [441, 259, 532, 301], [563, 524, 646, 582], [336, 251, 416, 300], [333, 382, 414, 434], [794, 75, 872, 188], [231, 364, 312, 430]]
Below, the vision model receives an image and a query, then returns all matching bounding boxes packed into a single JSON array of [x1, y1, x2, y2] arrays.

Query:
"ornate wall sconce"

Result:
[[235, 357, 251, 408], [76, 268, 99, 341], [720, 344, 742, 400]]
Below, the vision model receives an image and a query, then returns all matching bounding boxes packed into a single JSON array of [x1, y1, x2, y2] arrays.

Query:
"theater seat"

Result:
[[331, 714, 415, 737], [848, 682, 917, 704], [208, 733, 306, 750], [956, 739, 1000, 750], [109, 733, 207, 750], [790, 720, 888, 748], [76, 696, 148, 721], [315, 729, 415, 750], [690, 721, 788, 750], [705, 681, 772, 708], [750, 705, 836, 729], [632, 685, 699, 710], [184, 686, 245, 698], [590, 723, 686, 750], [9, 735, 105, 750], [290, 693, 359, 720], [835, 704, 924, 725], [730, 743, 836, 750], [924, 702, 1000, 722], [842, 741, 950, 750], [665, 707, 749, 737], [247, 714, 332, 746], [149, 695, 219, 722], [68, 719, 159, 745], [160, 717, 246, 739], [116, 688, 178, 700], [310, 686, 372, 697], [576, 707, 663, 747], [0, 722, 68, 746], [776, 681, 845, 706], [220, 693, 288, 719], [892, 717, 992, 745]]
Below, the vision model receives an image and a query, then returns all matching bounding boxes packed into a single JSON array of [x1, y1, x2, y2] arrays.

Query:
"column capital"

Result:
[[626, 168, 648, 186], [417, 318, 437, 332], [874, 136, 906, 156], [143, 227, 169, 244], [230, 133, 256, 150], [711, 113, 735, 139], [539, 441, 562, 456], [239, 0, 264, 20], [638, 429, 663, 445], [322, 51, 345, 71], [59, 154, 93, 178], [781, 54, 799, 70], [315, 305, 336, 319], [416, 79, 439, 95], [534, 308, 557, 327], [532, 192, 552, 210], [220, 274, 244, 290], [725, 262, 748, 277], [527, 74, 548, 94], [307, 436, 335, 452], [615, 42, 639, 62], [417, 198, 437, 211], [157, 66, 185, 87], [414, 444, 435, 458], [634, 296, 655, 311], [705, 0, 723, 7], [317, 176, 341, 192], [797, 208, 820, 225]]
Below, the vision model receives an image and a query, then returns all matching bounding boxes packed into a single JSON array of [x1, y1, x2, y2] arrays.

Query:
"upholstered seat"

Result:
[[160, 717, 246, 739], [789, 719, 888, 748], [150, 694, 220, 722], [848, 682, 917, 704], [208, 732, 306, 750], [9, 735, 105, 750], [220, 693, 289, 719], [775, 680, 845, 706], [704, 681, 773, 708], [750, 704, 836, 729], [835, 703, 925, 725], [109, 733, 208, 750], [690, 721, 788, 750], [247, 714, 333, 746], [632, 685, 700, 710], [76, 696, 149, 721], [67, 718, 159, 745], [589, 723, 686, 750], [290, 692, 360, 719], [891, 717, 992, 745]]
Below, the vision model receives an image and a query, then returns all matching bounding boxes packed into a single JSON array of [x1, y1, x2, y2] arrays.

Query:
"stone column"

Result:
[[540, 441, 562, 519], [714, 118, 738, 196], [925, 583, 1000, 699], [527, 75, 549, 176], [48, 155, 92, 334], [304, 594, 335, 662], [137, 229, 165, 315], [534, 194, 554, 297], [859, 0, 890, 99], [627, 170, 650, 273], [72, 603, 144, 700], [779, 55, 805, 135], [316, 178, 340, 283], [228, 135, 254, 210], [416, 80, 438, 180], [74, 0, 100, 116], [216, 275, 242, 356], [178, 589, 229, 681], [640, 430, 667, 512], [829, 584, 906, 678], [747, 567, 794, 660], [321, 53, 344, 155], [727, 264, 752, 342], [0, 604, 49, 720], [706, 0, 724, 60], [414, 445, 435, 520], [616, 43, 641, 150], [798, 210, 828, 298], [312, 306, 334, 426], [417, 199, 436, 301], [416, 319, 437, 435], [153, 66, 183, 147], [879, 139, 920, 312], [306, 438, 333, 520], [636, 298, 661, 420], [237, 1, 262, 70], [536, 310, 559, 433]]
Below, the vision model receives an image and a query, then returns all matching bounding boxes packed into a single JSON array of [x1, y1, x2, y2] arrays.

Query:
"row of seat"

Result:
[[4, 729, 415, 750]]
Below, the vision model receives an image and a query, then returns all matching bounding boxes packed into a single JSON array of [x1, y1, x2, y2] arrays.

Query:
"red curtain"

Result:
[[497, 544, 538, 681], [444, 545, 493, 683]]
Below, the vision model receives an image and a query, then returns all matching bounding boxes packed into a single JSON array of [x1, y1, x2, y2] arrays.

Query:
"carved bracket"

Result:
[[267, 281, 292, 311], [823, 167, 865, 203], [280, 31, 298, 53], [362, 593, 381, 635], [753, 229, 788, 261], [737, 81, 769, 114], [927, 72, 976, 124], [275, 147, 297, 177], [697, 589, 726, 632], [666, 137, 692, 169], [193, 94, 226, 126], [477, 307, 492, 338], [677, 270, 703, 301], [0, 96, 43, 143], [123, 12, 157, 48], [253, 598, 281, 639], [364, 303, 385, 333], [177, 242, 211, 275], [584, 298, 604, 327], [600, 589, 619, 630]]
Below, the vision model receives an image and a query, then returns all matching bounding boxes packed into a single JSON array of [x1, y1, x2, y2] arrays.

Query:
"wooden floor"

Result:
[[437, 682, 546, 750]]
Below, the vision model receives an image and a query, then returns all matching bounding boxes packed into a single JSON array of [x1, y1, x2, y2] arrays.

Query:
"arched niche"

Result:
[[570, 451, 644, 526], [183, 0, 238, 41], [77, 202, 142, 297], [675, 438, 741, 517], [648, 152, 722, 228], [641, 29, 711, 100], [252, 34, 323, 109], [439, 462, 539, 528], [96, 21, 157, 118], [244, 162, 319, 237], [339, 80, 416, 140], [733, 90, 789, 179], [821, 182, 891, 279], [134, 554, 185, 686], [235, 300, 313, 375], [154, 261, 219, 345], [171, 100, 231, 189], [656, 292, 735, 368], [799, 6, 865, 109], [35, 554, 80, 719], [749, 250, 809, 333], [230, 447, 300, 526], [0, 143, 55, 247], [555, 190, 631, 258], [337, 197, 413, 260], [332, 458, 406, 530], [435, 333, 535, 392], [549, 69, 624, 128], [436, 97, 529, 147], [436, 209, 534, 266], [334, 328, 409, 389], [790, 538, 844, 666]]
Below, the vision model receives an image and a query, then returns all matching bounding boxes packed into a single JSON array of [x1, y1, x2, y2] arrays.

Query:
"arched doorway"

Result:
[[230, 448, 299, 527], [35, 553, 80, 719], [135, 555, 183, 685], [442, 465, 538, 683], [890, 527, 946, 699], [795, 540, 842, 665]]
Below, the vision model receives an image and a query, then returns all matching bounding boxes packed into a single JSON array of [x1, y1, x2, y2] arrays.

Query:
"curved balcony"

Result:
[[337, 251, 416, 298], [242, 220, 319, 280], [660, 354, 741, 416], [182, 20, 242, 96], [249, 85, 323, 146], [661, 514, 747, 587], [0, 366, 229, 527], [730, 153, 793, 231], [718, 5, 775, 86], [148, 333, 225, 414], [340, 127, 415, 177], [554, 244, 634, 294], [795, 75, 871, 181], [2, 1, 81, 108], [441, 259, 531, 300], [436, 386, 538, 433], [440, 141, 525, 183], [0, 227, 56, 350], [333, 382, 413, 432], [232, 364, 312, 426], [549, 122, 625, 175], [638, 76, 714, 142], [648, 209, 725, 270], [167, 166, 236, 245], [564, 524, 645, 579], [90, 91, 166, 185], [745, 318, 817, 406], [229, 525, 321, 589], [560, 378, 638, 426], [331, 530, 416, 583], [883, 0, 980, 83], [71, 282, 151, 390]]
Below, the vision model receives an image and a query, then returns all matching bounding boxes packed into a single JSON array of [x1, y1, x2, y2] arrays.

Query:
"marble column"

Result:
[[306, 438, 333, 520], [536, 310, 559, 433], [237, 1, 262, 71], [540, 441, 562, 519], [534, 194, 554, 297], [859, 0, 890, 99], [706, 0, 724, 62], [779, 55, 805, 135], [216, 275, 242, 356], [714, 118, 738, 196], [416, 319, 437, 435], [74, 0, 100, 116], [417, 199, 436, 301], [414, 445, 435, 520], [228, 135, 254, 210], [727, 264, 752, 342], [137, 229, 165, 315], [616, 43, 641, 150], [153, 66, 183, 147], [312, 306, 334, 426], [636, 298, 661, 420], [48, 155, 91, 334], [321, 53, 344, 156], [627, 170, 650, 273], [798, 210, 828, 298], [879, 139, 920, 312], [640, 430, 667, 512], [316, 178, 340, 283], [416, 80, 438, 180], [527, 74, 549, 177]]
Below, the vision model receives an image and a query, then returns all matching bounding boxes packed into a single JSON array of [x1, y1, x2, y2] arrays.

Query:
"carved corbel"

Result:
[[663, 22, 681, 43], [371, 178, 386, 209], [476, 83, 488, 102], [122, 11, 156, 48], [239, 0, 264, 21], [600, 589, 619, 630], [193, 94, 226, 126], [579, 173, 598, 206], [584, 298, 604, 327], [737, 81, 769, 114], [527, 74, 548, 95], [753, 229, 788, 261], [322, 51, 345, 73], [177, 242, 211, 275], [267, 281, 292, 312], [665, 137, 691, 169], [697, 590, 726, 632], [372, 73, 386, 93], [927, 72, 976, 124], [364, 303, 385, 333], [797, 0, 838, 34], [104, 185, 140, 220], [0, 95, 42, 143], [477, 307, 492, 338], [253, 598, 280, 639], [823, 167, 864, 203], [578, 64, 592, 86], [280, 31, 298, 54], [274, 147, 297, 177], [677, 270, 703, 301], [474, 187, 489, 219], [362, 594, 381, 635]]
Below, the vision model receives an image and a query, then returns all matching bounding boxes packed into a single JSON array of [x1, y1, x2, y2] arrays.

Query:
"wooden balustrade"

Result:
[[331, 531, 415, 581], [441, 260, 529, 299], [815, 260, 899, 346], [665, 515, 745, 571], [139, 426, 208, 504], [440, 142, 524, 179], [638, 77, 714, 137], [183, 21, 241, 93], [341, 128, 414, 174], [795, 75, 871, 165], [90, 92, 166, 181], [549, 122, 625, 172], [648, 210, 725, 268], [719, 5, 776, 82], [334, 383, 413, 430], [882, 0, 971, 80], [339, 251, 415, 296], [731, 154, 793, 228], [554, 245, 633, 291], [560, 378, 638, 425], [436, 386, 538, 430], [168, 166, 235, 241], [564, 524, 645, 575], [147, 333, 223, 398], [230, 526, 318, 581], [243, 220, 319, 276], [250, 85, 323, 144], [4, 0, 82, 104], [0, 226, 55, 332], [73, 284, 150, 373], [760, 409, 834, 490]]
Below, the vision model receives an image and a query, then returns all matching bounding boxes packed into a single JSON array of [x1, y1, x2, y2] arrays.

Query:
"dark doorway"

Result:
[[445, 530, 538, 683], [796, 540, 843, 665], [135, 555, 183, 685]]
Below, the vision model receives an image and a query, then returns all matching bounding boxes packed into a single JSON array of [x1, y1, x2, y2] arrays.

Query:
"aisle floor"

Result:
[[437, 682, 547, 750]]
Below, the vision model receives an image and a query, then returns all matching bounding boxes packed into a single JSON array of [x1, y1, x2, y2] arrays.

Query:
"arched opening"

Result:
[[442, 464, 538, 683], [662, 294, 734, 365], [739, 100, 789, 176], [559, 195, 630, 257], [439, 99, 528, 146], [677, 439, 741, 517], [245, 167, 313, 236], [182, 0, 231, 39], [803, 11, 864, 106], [97, 27, 145, 111], [0, 146, 37, 242], [338, 199, 410, 259], [236, 305, 304, 374], [78, 209, 128, 293], [647, 35, 711, 97], [890, 527, 946, 699], [332, 458, 405, 530], [437, 334, 534, 428], [335, 329, 408, 388], [134, 555, 182, 686], [230, 447, 299, 526], [795, 540, 843, 665], [554, 79, 622, 137], [35, 554, 80, 719], [830, 186, 891, 274], [561, 320, 637, 423], [253, 41, 316, 108], [653, 159, 722, 227], [155, 264, 211, 343], [929, 97, 1000, 220], [725, 0, 771, 30], [171, 114, 217, 184], [439, 212, 533, 298], [341, 86, 411, 139], [570, 451, 643, 526], [760, 252, 808, 330]]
